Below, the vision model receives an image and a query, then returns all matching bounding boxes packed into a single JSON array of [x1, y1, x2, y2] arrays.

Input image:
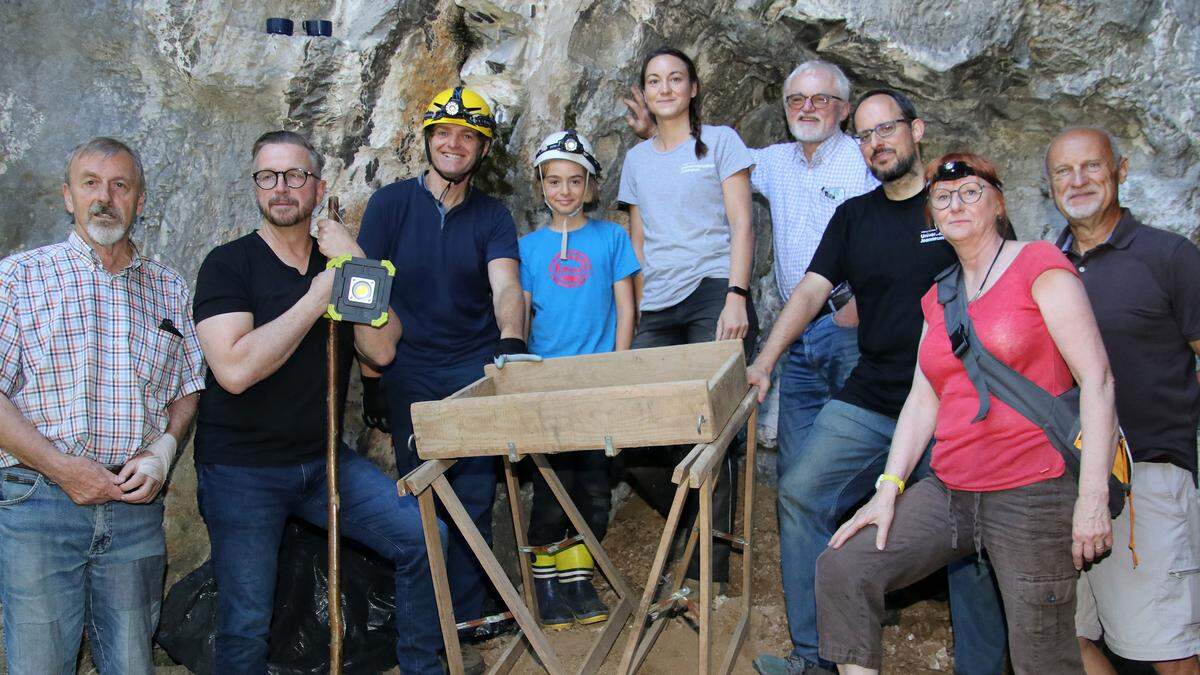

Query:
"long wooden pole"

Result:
[[326, 196, 343, 673]]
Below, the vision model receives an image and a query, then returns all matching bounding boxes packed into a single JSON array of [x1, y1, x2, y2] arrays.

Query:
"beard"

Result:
[[869, 144, 917, 183], [1060, 198, 1102, 221], [85, 202, 131, 246], [788, 119, 834, 145], [258, 197, 313, 228]]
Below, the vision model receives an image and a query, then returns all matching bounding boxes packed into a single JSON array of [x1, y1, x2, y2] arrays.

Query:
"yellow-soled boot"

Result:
[[531, 552, 573, 629], [555, 543, 609, 625]]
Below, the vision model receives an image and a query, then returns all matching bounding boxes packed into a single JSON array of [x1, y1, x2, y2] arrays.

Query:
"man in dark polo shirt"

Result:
[[356, 86, 526, 643], [749, 90, 1005, 675], [1048, 127, 1200, 674], [193, 131, 442, 674]]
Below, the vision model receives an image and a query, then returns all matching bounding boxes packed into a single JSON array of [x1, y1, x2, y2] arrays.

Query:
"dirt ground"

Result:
[[477, 480, 956, 674]]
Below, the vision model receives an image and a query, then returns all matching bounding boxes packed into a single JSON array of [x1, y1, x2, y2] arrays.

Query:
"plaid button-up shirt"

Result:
[[0, 232, 205, 468], [750, 133, 879, 300]]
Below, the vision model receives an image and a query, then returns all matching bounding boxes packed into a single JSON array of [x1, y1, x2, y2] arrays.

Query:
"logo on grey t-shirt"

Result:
[[680, 162, 716, 174]]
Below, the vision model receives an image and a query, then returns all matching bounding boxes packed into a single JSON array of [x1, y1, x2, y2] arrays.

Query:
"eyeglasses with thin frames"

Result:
[[784, 93, 843, 111], [853, 118, 911, 145], [930, 182, 991, 210]]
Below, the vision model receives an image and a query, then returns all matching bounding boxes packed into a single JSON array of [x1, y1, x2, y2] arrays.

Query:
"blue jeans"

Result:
[[384, 361, 497, 623], [0, 466, 165, 675], [775, 312, 859, 479], [197, 451, 443, 675], [778, 400, 1007, 672]]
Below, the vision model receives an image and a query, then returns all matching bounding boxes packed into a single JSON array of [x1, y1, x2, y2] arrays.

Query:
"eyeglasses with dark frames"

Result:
[[252, 168, 318, 190], [930, 182, 991, 210]]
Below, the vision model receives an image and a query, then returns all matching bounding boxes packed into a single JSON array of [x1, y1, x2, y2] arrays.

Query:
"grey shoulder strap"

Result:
[[934, 264, 990, 422], [935, 263, 1070, 429]]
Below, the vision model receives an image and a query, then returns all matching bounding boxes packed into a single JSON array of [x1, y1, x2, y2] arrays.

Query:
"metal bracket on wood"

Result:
[[696, 414, 706, 435], [507, 442, 520, 463], [518, 533, 585, 555], [713, 530, 748, 548], [455, 610, 515, 632], [604, 435, 616, 457], [647, 587, 692, 621]]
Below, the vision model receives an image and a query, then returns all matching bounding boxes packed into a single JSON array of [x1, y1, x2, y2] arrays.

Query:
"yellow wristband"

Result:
[[875, 473, 905, 494]]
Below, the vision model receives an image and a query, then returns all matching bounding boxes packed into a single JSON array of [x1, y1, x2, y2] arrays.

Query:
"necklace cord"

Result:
[[971, 239, 1007, 301]]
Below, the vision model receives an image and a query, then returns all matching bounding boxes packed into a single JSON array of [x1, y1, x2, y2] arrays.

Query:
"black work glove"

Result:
[[494, 337, 528, 357], [360, 375, 390, 433]]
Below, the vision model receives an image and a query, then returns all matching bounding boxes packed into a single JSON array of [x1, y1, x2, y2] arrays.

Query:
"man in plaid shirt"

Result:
[[0, 137, 204, 675]]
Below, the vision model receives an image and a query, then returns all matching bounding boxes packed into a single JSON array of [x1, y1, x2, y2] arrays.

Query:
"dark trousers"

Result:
[[817, 474, 1081, 673], [197, 451, 444, 675], [383, 361, 497, 624], [527, 450, 611, 547], [623, 277, 758, 582]]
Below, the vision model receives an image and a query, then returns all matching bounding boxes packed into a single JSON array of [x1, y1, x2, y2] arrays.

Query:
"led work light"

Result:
[[325, 256, 395, 326]]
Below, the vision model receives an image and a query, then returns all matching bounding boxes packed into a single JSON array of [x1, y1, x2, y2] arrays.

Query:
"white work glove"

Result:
[[135, 434, 178, 484]]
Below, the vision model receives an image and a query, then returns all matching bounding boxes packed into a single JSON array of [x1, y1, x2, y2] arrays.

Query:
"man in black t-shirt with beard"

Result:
[[192, 131, 442, 674], [749, 92, 1006, 675]]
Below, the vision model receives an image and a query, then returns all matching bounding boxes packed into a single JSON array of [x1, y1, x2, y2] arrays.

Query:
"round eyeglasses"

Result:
[[252, 168, 318, 190], [930, 182, 990, 210]]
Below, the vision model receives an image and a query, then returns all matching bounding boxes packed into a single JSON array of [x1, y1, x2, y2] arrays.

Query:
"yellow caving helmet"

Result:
[[422, 86, 496, 139]]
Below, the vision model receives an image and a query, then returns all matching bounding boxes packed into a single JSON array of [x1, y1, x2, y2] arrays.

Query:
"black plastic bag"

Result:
[[157, 519, 399, 674], [156, 559, 218, 675]]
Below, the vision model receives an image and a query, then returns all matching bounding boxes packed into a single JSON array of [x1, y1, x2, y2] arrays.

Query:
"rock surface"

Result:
[[0, 0, 1196, 666]]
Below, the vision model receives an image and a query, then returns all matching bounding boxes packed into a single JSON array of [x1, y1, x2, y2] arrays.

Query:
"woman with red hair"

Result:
[[814, 153, 1118, 674]]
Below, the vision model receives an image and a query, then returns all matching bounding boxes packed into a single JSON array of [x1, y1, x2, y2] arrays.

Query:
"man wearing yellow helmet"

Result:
[[356, 85, 526, 670], [421, 86, 496, 186]]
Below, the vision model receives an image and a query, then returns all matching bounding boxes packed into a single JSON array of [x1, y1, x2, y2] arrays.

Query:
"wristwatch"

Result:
[[727, 285, 749, 298], [875, 473, 905, 494]]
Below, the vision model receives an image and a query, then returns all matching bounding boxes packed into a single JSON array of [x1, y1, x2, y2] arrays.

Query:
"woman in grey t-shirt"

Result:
[[616, 47, 758, 585], [618, 47, 757, 345]]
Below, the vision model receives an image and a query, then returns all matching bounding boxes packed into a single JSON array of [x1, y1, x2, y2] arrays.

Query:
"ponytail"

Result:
[[640, 47, 707, 159], [689, 97, 707, 159]]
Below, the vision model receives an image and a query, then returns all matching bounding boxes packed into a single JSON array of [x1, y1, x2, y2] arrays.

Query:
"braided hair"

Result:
[[640, 47, 708, 159]]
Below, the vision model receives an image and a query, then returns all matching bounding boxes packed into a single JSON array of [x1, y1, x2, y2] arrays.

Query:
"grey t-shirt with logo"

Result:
[[617, 124, 754, 311]]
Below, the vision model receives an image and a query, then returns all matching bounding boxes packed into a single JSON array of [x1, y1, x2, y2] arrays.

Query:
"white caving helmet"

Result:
[[533, 129, 600, 175], [533, 130, 601, 259]]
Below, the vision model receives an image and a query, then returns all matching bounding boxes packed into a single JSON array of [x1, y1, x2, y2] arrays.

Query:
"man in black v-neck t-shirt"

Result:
[[191, 131, 443, 674], [749, 93, 1006, 675]]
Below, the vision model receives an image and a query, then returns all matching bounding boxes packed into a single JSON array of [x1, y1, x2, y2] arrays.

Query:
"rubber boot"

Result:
[[532, 553, 573, 629], [556, 543, 609, 625]]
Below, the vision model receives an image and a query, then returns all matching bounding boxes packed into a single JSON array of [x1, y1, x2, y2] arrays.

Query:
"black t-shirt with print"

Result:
[[808, 186, 957, 419]]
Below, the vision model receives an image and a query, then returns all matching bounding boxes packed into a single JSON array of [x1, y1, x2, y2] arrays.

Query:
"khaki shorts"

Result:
[[1076, 462, 1200, 661]]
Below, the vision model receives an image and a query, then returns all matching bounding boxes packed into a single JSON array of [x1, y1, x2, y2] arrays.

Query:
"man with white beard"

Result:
[[0, 137, 205, 674], [1048, 127, 1200, 675]]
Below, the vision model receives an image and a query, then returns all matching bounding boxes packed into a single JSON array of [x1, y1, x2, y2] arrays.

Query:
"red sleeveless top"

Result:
[[919, 241, 1076, 491]]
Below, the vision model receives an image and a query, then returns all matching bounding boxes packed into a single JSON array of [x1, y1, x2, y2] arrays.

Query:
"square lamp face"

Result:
[[346, 276, 376, 305]]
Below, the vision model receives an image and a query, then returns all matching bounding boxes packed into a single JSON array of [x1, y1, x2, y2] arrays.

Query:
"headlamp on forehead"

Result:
[[422, 86, 496, 132], [930, 160, 1003, 191], [533, 129, 601, 175]]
